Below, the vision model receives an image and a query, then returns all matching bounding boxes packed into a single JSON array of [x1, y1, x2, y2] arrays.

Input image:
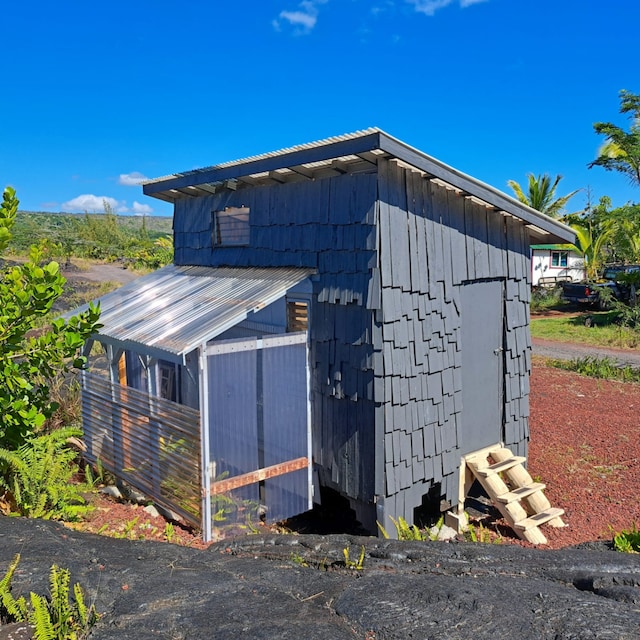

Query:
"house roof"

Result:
[[531, 244, 578, 251], [75, 265, 314, 363], [143, 128, 575, 244]]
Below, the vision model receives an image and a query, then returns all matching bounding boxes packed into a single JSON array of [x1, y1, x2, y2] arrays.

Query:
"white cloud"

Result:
[[118, 171, 149, 186], [406, 0, 487, 16], [62, 194, 127, 213], [274, 0, 327, 34], [131, 201, 154, 216]]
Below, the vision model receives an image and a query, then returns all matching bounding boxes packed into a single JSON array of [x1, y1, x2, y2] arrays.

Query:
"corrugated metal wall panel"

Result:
[[207, 335, 311, 527], [208, 349, 261, 521], [81, 372, 201, 526]]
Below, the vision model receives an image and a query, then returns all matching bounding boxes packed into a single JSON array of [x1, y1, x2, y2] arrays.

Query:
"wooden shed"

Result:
[[79, 129, 574, 541]]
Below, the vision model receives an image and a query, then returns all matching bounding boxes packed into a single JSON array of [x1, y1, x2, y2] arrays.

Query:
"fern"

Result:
[[29, 592, 55, 640], [72, 582, 95, 630], [0, 429, 93, 521], [0, 553, 29, 623], [390, 516, 429, 541], [0, 554, 99, 639], [49, 564, 72, 638]]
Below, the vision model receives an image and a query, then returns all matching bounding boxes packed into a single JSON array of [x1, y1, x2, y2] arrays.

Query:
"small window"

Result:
[[287, 300, 309, 332], [551, 251, 568, 268], [212, 206, 250, 246], [159, 360, 181, 403]]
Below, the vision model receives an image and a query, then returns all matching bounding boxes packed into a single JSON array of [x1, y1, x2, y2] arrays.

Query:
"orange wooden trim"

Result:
[[118, 355, 130, 467], [210, 456, 309, 495], [118, 354, 127, 386]]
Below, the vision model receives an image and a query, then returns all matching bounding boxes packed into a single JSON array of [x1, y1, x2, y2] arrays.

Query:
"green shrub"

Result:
[[0, 188, 101, 451], [531, 286, 564, 312], [613, 523, 640, 553]]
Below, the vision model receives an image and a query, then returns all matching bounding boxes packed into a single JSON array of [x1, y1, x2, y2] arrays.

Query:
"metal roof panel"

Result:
[[74, 265, 314, 360]]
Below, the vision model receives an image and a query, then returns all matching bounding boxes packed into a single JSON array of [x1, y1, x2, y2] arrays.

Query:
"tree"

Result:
[[568, 219, 615, 280], [0, 187, 101, 450], [507, 173, 579, 218], [588, 89, 640, 187]]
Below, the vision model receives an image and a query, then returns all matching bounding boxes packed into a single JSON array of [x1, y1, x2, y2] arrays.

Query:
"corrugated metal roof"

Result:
[[143, 129, 382, 186], [78, 265, 314, 361], [141, 128, 575, 244]]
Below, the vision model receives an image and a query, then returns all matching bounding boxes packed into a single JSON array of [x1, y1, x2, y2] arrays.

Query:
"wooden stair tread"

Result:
[[495, 482, 546, 504], [514, 508, 565, 531], [471, 456, 527, 477]]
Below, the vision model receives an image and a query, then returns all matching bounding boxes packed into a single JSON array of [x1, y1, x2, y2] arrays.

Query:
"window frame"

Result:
[[286, 297, 310, 333], [550, 250, 568, 268], [212, 206, 250, 247]]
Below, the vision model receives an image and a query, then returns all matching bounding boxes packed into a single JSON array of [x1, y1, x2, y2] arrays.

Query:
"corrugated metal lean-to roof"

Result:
[[77, 265, 315, 362]]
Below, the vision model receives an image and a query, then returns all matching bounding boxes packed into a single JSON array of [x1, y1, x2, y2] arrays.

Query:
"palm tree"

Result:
[[569, 219, 616, 280], [507, 173, 579, 218], [588, 89, 640, 187]]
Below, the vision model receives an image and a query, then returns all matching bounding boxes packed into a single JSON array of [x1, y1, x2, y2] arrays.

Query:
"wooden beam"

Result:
[[330, 159, 349, 174], [268, 170, 289, 183], [196, 183, 220, 195], [209, 457, 309, 495], [288, 164, 315, 178]]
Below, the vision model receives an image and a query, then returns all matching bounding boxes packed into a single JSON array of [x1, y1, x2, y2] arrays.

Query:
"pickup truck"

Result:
[[560, 265, 640, 307]]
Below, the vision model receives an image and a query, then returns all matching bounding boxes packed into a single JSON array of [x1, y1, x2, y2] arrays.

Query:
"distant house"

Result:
[[75, 129, 574, 540], [531, 244, 585, 286]]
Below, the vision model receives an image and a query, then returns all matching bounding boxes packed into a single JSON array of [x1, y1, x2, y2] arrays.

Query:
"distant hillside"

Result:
[[16, 210, 173, 236], [8, 211, 174, 268]]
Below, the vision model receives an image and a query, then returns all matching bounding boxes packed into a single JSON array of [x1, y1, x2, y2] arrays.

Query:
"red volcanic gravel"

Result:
[[526, 360, 640, 549]]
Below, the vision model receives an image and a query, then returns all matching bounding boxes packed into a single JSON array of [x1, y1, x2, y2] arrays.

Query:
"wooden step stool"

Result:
[[446, 444, 565, 545]]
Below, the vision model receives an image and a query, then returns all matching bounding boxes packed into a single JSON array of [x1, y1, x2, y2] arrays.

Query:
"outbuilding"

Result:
[[531, 243, 585, 286], [78, 129, 574, 540]]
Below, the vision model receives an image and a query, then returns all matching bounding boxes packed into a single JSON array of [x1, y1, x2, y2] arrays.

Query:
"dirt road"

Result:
[[532, 337, 640, 367], [65, 262, 141, 286]]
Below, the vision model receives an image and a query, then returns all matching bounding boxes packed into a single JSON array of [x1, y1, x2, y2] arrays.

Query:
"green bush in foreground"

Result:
[[0, 187, 101, 451], [613, 524, 640, 553]]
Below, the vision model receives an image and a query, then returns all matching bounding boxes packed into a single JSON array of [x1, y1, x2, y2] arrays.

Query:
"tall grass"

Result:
[[549, 356, 640, 383]]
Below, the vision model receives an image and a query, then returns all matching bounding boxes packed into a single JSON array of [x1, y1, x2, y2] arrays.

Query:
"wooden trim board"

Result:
[[209, 457, 309, 495]]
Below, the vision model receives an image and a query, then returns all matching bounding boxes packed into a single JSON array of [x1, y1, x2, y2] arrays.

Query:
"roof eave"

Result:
[[142, 130, 383, 197], [376, 132, 575, 244]]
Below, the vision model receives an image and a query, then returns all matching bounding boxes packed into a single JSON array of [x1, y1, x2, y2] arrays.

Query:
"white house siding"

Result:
[[531, 245, 585, 286]]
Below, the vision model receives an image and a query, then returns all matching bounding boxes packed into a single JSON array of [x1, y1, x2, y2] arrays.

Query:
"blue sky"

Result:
[[2, 0, 639, 217]]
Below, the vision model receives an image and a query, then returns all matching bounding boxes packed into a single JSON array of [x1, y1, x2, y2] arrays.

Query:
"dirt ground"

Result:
[[525, 360, 640, 548]]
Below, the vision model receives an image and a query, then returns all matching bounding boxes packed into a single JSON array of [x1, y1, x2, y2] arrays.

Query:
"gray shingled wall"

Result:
[[375, 159, 531, 532], [172, 160, 532, 533]]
